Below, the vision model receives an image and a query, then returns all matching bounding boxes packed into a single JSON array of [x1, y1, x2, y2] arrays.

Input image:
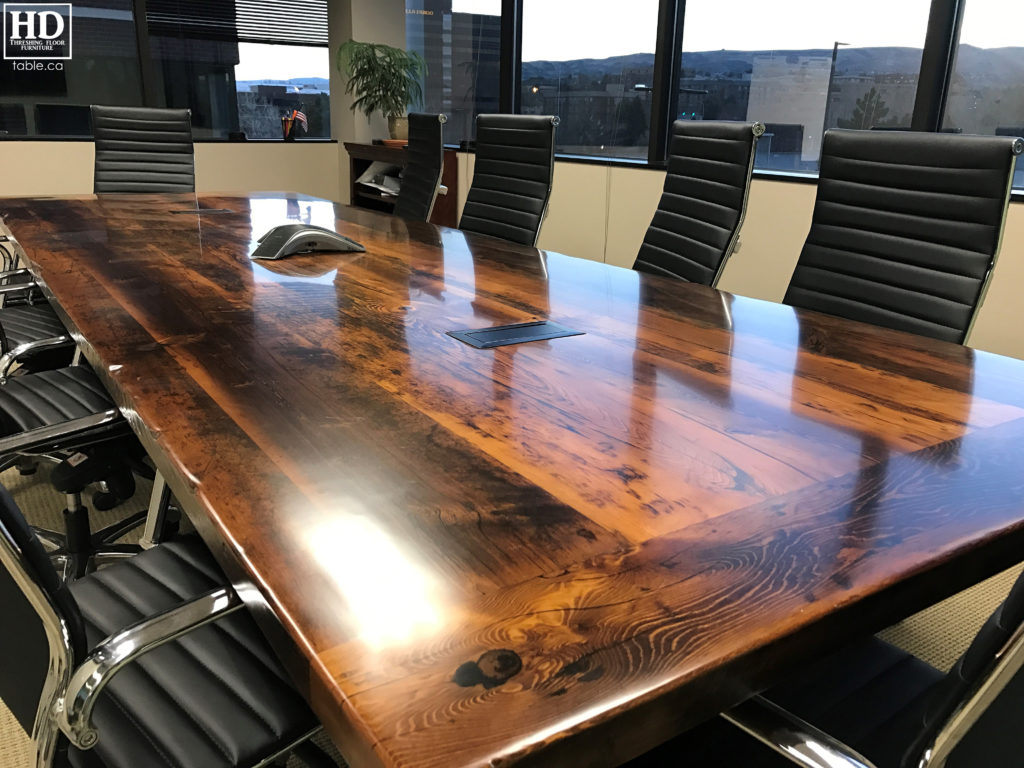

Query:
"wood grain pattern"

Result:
[[4, 192, 1024, 768]]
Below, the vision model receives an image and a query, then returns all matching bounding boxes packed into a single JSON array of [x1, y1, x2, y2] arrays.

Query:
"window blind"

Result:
[[146, 0, 328, 46]]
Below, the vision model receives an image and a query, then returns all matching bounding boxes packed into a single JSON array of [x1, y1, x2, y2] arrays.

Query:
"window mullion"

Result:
[[132, 0, 161, 107], [911, 0, 966, 131], [648, 0, 685, 165], [499, 0, 523, 114]]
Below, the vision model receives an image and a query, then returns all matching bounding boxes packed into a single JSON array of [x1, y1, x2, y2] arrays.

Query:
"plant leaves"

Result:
[[336, 39, 427, 118]]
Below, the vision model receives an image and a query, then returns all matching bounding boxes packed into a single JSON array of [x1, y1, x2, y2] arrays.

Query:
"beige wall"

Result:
[[330, 0, 408, 203], [456, 152, 1024, 361], [0, 141, 341, 200], [195, 143, 341, 201]]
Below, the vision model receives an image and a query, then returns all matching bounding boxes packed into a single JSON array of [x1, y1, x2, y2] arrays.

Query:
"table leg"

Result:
[[139, 471, 173, 549]]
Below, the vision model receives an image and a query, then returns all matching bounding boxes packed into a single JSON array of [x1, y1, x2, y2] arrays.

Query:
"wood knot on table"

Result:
[[453, 649, 523, 689]]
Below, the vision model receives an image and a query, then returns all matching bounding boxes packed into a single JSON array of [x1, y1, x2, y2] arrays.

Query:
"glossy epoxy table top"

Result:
[[4, 192, 1024, 768]]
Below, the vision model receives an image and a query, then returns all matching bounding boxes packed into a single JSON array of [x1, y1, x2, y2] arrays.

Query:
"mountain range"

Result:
[[521, 45, 1024, 83], [236, 77, 329, 90]]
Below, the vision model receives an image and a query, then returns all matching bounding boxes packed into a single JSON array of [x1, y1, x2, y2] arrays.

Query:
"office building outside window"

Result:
[[405, 0, 500, 146], [0, 0, 143, 136], [942, 1, 1024, 189], [146, 0, 330, 139], [0, 0, 329, 139], [680, 0, 930, 172], [520, 0, 658, 160]]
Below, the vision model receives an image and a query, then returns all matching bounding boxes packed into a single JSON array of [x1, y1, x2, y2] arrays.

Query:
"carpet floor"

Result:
[[0, 463, 1019, 766]]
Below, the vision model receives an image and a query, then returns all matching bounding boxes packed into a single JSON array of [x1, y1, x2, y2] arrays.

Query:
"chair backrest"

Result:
[[393, 113, 446, 222], [902, 566, 1024, 768], [785, 129, 1023, 344], [91, 105, 195, 194], [459, 114, 558, 246], [634, 120, 764, 287], [0, 485, 81, 745]]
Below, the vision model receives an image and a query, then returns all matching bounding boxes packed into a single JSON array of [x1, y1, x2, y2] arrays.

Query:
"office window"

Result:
[[0, 1, 144, 137], [942, 2, 1024, 188], [146, 0, 330, 139], [233, 44, 330, 139], [681, 0, 930, 172], [406, 0, 501, 146], [520, 0, 658, 160]]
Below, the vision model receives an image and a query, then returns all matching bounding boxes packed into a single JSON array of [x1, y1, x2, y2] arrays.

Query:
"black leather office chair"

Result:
[[459, 114, 559, 246], [90, 105, 195, 194], [0, 108, 196, 372], [628, 563, 1024, 768], [394, 112, 446, 221], [2, 111, 194, 362], [0, 235, 74, 375], [784, 129, 1024, 344], [0, 294, 73, 377], [0, 484, 335, 768], [634, 120, 765, 287], [0, 356, 154, 578]]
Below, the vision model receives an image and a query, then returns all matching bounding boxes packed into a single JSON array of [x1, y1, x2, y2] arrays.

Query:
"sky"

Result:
[[507, 0, 1020, 63], [234, 1, 1022, 81], [234, 43, 330, 82]]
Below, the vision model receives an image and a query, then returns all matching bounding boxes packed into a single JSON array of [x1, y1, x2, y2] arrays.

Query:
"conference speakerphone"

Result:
[[251, 224, 366, 260]]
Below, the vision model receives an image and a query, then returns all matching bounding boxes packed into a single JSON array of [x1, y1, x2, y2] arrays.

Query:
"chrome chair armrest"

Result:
[[0, 409, 123, 458], [0, 334, 74, 381], [721, 695, 879, 768], [56, 586, 243, 749], [0, 281, 39, 295], [0, 267, 32, 281]]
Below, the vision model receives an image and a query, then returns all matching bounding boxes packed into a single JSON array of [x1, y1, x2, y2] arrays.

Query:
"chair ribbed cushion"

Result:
[[0, 366, 113, 436], [0, 304, 67, 348], [394, 113, 444, 222], [66, 536, 318, 768], [91, 105, 195, 194], [784, 129, 1022, 343], [634, 120, 761, 285], [459, 114, 556, 246]]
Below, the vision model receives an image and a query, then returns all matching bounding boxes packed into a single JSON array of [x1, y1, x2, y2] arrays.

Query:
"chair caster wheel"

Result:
[[92, 490, 122, 511], [18, 465, 37, 476]]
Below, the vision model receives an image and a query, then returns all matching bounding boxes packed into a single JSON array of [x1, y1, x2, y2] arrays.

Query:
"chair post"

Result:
[[962, 137, 1024, 345], [914, 618, 1024, 768], [0, 523, 74, 768], [533, 115, 561, 248], [710, 121, 766, 289], [139, 470, 173, 550]]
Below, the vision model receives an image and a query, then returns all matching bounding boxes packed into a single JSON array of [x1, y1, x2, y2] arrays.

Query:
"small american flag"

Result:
[[293, 109, 308, 132]]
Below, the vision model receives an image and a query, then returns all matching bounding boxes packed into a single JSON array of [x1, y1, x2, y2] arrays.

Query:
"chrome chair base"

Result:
[[33, 507, 147, 582]]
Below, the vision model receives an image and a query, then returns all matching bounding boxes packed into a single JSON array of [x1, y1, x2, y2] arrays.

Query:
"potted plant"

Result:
[[337, 40, 425, 141]]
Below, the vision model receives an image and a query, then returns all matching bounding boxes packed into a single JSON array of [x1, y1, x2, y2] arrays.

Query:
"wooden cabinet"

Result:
[[343, 141, 459, 228]]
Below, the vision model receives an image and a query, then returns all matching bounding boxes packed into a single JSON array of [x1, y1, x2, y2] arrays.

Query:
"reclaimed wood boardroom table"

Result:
[[4, 191, 1024, 767]]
